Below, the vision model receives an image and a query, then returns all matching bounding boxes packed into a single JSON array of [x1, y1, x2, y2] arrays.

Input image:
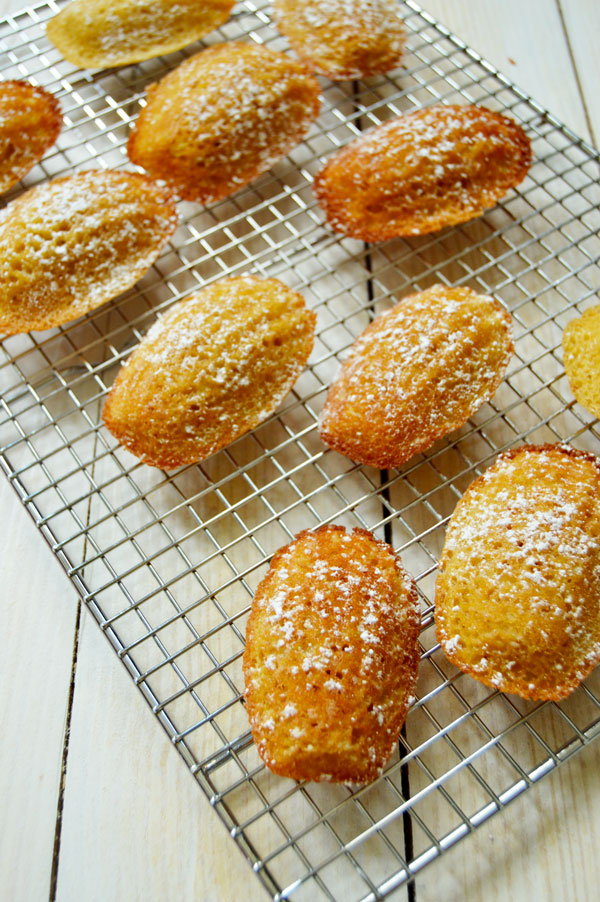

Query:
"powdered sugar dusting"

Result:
[[436, 444, 600, 700], [243, 524, 421, 783], [314, 103, 531, 240], [0, 170, 176, 335], [319, 284, 513, 469], [274, 0, 404, 79]]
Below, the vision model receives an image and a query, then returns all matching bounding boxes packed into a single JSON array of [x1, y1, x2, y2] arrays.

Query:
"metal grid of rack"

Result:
[[1, 1, 600, 899]]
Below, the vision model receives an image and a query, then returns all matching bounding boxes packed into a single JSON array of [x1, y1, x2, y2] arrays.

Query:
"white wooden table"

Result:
[[1, 2, 600, 900]]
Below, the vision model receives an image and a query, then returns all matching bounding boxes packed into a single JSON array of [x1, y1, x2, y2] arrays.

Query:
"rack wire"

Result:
[[1, 1, 600, 898]]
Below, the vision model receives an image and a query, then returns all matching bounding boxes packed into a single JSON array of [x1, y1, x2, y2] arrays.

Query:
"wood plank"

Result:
[[0, 478, 79, 901], [54, 607, 268, 902], [557, 0, 600, 145], [421, 0, 592, 143]]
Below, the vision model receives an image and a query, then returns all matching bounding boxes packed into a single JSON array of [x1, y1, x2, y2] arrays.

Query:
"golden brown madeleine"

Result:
[[313, 104, 532, 241], [563, 305, 600, 419], [436, 444, 600, 701], [0, 170, 177, 335], [272, 0, 405, 80], [103, 276, 316, 469], [319, 284, 513, 469], [243, 525, 420, 784], [127, 42, 321, 204], [46, 0, 235, 69], [0, 81, 61, 194]]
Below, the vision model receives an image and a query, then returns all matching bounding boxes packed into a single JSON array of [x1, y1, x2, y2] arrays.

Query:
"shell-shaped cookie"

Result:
[[273, 0, 405, 80], [319, 284, 513, 469], [46, 0, 235, 69], [243, 525, 420, 784], [0, 170, 177, 335], [103, 276, 316, 469], [0, 81, 61, 194], [435, 444, 600, 700], [313, 104, 532, 241], [127, 41, 321, 204], [563, 304, 600, 419]]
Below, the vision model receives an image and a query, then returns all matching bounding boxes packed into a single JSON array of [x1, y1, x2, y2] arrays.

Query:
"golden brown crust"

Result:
[[273, 0, 405, 80], [243, 525, 420, 784], [313, 104, 532, 241], [563, 304, 600, 420], [0, 80, 61, 194], [435, 443, 600, 701], [127, 41, 321, 204], [0, 170, 177, 335], [319, 284, 513, 469], [102, 276, 316, 469], [46, 0, 235, 69]]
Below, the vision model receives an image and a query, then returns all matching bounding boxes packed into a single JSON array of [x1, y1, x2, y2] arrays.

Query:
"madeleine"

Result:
[[244, 525, 420, 783], [128, 41, 321, 204], [0, 170, 177, 335], [319, 284, 513, 469], [0, 81, 61, 194], [47, 0, 234, 69], [436, 444, 600, 700], [313, 104, 531, 241], [103, 276, 316, 468]]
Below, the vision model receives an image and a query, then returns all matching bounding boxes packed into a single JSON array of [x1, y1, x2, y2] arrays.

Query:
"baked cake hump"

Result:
[[0, 80, 61, 194], [435, 444, 600, 700], [128, 41, 321, 204], [319, 284, 513, 469], [273, 0, 405, 80], [244, 525, 420, 784], [47, 0, 235, 69], [103, 276, 316, 469], [313, 104, 531, 241], [0, 170, 177, 335]]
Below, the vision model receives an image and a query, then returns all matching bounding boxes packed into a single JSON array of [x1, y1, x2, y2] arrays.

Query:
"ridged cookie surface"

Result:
[[46, 0, 234, 69], [563, 304, 600, 419], [103, 276, 316, 469], [313, 104, 531, 241], [319, 284, 513, 469], [0, 80, 61, 194], [436, 444, 600, 700], [0, 170, 177, 335], [128, 41, 321, 204], [273, 0, 404, 80], [243, 525, 420, 784]]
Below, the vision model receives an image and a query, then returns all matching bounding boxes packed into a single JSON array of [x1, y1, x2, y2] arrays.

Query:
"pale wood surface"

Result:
[[1, 2, 600, 901]]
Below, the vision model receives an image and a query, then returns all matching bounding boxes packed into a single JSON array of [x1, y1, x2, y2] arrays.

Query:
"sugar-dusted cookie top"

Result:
[[47, 0, 235, 69], [128, 41, 321, 204], [319, 284, 513, 469], [0, 80, 61, 194], [273, 0, 405, 79], [103, 276, 316, 469], [436, 444, 600, 700], [313, 104, 532, 241], [0, 170, 177, 335], [244, 524, 420, 784]]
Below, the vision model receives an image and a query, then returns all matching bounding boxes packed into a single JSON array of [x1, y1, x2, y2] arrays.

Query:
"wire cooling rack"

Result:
[[1, 1, 600, 899]]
